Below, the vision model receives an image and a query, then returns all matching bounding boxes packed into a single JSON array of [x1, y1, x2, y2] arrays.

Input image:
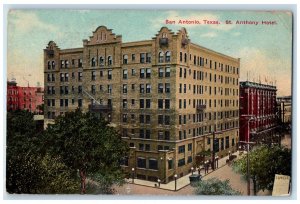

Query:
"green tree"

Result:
[[6, 110, 78, 194], [192, 178, 241, 195], [232, 145, 291, 195], [42, 109, 129, 194]]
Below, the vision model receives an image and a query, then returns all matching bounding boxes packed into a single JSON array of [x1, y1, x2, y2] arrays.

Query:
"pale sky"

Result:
[[7, 10, 292, 96]]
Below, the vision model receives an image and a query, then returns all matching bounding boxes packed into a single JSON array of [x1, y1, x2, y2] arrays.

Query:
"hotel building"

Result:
[[44, 26, 240, 183]]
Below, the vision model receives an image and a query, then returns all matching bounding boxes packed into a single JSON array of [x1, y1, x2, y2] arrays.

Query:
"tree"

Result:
[[192, 178, 241, 195], [42, 109, 129, 194], [6, 110, 78, 194], [232, 145, 291, 195]]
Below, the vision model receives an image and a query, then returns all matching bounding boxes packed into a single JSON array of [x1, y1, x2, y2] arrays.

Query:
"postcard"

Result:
[[6, 9, 292, 197]]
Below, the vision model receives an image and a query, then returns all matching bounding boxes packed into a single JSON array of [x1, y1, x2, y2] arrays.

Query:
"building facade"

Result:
[[239, 81, 278, 144], [7, 80, 44, 113], [44, 26, 240, 183]]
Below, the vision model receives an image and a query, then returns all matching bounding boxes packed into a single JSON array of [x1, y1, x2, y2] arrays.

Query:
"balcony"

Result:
[[89, 104, 112, 112], [196, 104, 206, 111], [159, 38, 168, 46]]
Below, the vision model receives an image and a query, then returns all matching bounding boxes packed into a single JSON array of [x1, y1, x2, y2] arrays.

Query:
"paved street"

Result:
[[114, 132, 291, 196]]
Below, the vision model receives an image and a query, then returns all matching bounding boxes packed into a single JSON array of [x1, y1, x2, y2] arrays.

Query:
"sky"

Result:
[[7, 9, 292, 96]]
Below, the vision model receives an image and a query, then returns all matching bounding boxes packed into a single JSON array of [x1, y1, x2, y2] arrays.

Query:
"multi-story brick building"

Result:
[[239, 81, 278, 144], [7, 79, 44, 113], [44, 26, 240, 183]]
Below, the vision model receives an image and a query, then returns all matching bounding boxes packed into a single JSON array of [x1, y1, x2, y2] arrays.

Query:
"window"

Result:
[[123, 114, 127, 123], [61, 60, 64, 68], [137, 157, 146, 168], [139, 115, 144, 123], [60, 99, 64, 107], [60, 73, 64, 82], [159, 68, 164, 77], [165, 67, 170, 77], [78, 99, 82, 107], [139, 143, 144, 151], [108, 56, 112, 66], [146, 130, 151, 139], [149, 159, 158, 170], [165, 83, 170, 93], [131, 68, 136, 76], [108, 70, 112, 80], [91, 85, 96, 94], [158, 115, 163, 125], [91, 57, 96, 67], [158, 99, 163, 109], [123, 84, 127, 94], [78, 72, 82, 81], [158, 52, 164, 63], [139, 99, 144, 108], [165, 131, 170, 140], [187, 156, 192, 164], [178, 145, 185, 153], [180, 52, 183, 62], [123, 69, 128, 79], [232, 138, 235, 147], [165, 115, 170, 125], [131, 84, 135, 90], [188, 143, 192, 151], [65, 99, 68, 107], [146, 68, 151, 78], [158, 131, 164, 140], [77, 59, 82, 67], [123, 99, 127, 109], [78, 85, 82, 94], [123, 55, 128, 64], [145, 144, 150, 151], [146, 84, 151, 93], [146, 99, 151, 108], [139, 129, 144, 138], [140, 84, 145, 93], [65, 73, 69, 82], [165, 51, 171, 62], [99, 56, 104, 65], [226, 136, 230, 148], [140, 53, 145, 63], [107, 85, 112, 94], [168, 159, 173, 169], [146, 53, 151, 63], [179, 67, 182, 77], [65, 60, 69, 68], [146, 115, 151, 124], [140, 68, 145, 78], [132, 54, 136, 61], [165, 99, 170, 109], [158, 83, 163, 93], [47, 61, 51, 69], [91, 71, 96, 81]]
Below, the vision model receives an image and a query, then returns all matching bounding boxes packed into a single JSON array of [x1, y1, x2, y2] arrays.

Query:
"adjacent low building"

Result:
[[44, 26, 240, 183], [7, 79, 44, 113], [239, 81, 278, 145]]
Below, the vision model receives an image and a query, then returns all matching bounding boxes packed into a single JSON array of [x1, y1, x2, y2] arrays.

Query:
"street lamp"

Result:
[[174, 174, 178, 191], [131, 168, 135, 183], [228, 151, 231, 159], [157, 178, 161, 187], [191, 167, 194, 175]]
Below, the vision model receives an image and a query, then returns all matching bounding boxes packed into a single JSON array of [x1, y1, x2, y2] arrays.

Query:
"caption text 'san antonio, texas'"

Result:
[[165, 19, 277, 25]]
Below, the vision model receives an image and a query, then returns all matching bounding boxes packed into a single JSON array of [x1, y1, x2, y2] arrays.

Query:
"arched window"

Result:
[[108, 56, 112, 66], [165, 51, 171, 62], [52, 61, 55, 69], [123, 55, 128, 64], [162, 33, 167, 38], [99, 56, 104, 65], [47, 61, 51, 69], [91, 57, 96, 67], [158, 52, 164, 63]]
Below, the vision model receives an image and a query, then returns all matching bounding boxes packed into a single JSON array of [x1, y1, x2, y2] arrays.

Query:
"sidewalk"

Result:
[[127, 151, 243, 191]]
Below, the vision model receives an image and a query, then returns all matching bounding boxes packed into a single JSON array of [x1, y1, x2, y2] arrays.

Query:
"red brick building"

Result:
[[239, 81, 278, 143], [7, 80, 44, 113]]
